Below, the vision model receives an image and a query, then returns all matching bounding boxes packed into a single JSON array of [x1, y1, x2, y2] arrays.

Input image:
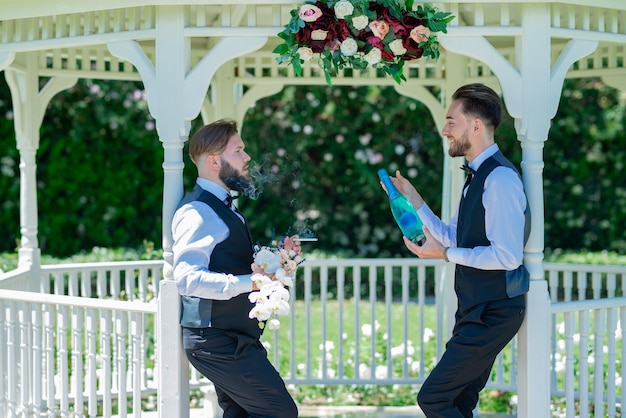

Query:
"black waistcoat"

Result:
[[179, 185, 261, 338], [455, 151, 530, 313]]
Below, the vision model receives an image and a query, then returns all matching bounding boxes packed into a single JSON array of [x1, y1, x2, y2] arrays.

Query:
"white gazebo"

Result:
[[1, 1, 625, 417]]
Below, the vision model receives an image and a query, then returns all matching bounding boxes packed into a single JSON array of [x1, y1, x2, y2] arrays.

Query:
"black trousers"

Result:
[[183, 327, 298, 418], [417, 295, 526, 418]]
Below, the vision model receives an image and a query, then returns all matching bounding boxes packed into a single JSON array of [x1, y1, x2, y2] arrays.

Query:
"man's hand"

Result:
[[389, 170, 425, 210], [403, 227, 447, 260], [283, 235, 302, 258]]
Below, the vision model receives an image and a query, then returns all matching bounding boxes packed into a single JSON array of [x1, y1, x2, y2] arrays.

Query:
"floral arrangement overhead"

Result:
[[273, 0, 455, 84]]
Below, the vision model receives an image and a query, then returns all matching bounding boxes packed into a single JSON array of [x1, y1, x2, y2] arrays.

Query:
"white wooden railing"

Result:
[[1, 259, 626, 417]]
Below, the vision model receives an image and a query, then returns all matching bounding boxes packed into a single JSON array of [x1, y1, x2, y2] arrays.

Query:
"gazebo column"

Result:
[[513, 12, 598, 417], [3, 52, 77, 290], [442, 4, 598, 416], [108, 7, 267, 417]]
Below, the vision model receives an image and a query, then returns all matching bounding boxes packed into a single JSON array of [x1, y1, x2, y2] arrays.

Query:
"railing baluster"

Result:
[[125, 268, 134, 301], [86, 308, 98, 418], [72, 305, 85, 415], [607, 307, 617, 418], [44, 303, 55, 417], [621, 307, 626, 414], [353, 263, 361, 380], [368, 265, 377, 378], [131, 313, 144, 414], [401, 264, 409, 378], [304, 264, 312, 380], [337, 265, 345, 380], [578, 310, 590, 417], [320, 265, 328, 379], [0, 301, 6, 415], [18, 302, 31, 415], [101, 309, 113, 417], [58, 303, 70, 416], [7, 301, 17, 417], [116, 310, 128, 418], [592, 309, 605, 417], [81, 269, 91, 297], [384, 264, 393, 379], [139, 267, 148, 301], [564, 311, 575, 418]]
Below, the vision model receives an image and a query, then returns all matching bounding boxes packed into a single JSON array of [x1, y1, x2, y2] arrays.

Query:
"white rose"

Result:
[[364, 48, 382, 65], [334, 0, 354, 19], [351, 15, 369, 30], [297, 47, 314, 61], [340, 38, 358, 56], [389, 39, 407, 56]]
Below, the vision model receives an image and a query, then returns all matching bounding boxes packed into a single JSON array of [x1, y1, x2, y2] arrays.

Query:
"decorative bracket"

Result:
[[441, 36, 522, 118], [108, 36, 268, 122], [549, 39, 598, 117]]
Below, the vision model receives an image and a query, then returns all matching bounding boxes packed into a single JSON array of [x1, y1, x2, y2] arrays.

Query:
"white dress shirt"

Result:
[[418, 144, 527, 271], [171, 178, 253, 300]]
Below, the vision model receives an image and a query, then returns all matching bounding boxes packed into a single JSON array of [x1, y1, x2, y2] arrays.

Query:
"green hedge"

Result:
[[0, 76, 624, 257]]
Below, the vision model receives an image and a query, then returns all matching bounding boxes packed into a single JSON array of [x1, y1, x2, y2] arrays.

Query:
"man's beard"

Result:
[[447, 129, 471, 158], [219, 159, 259, 199]]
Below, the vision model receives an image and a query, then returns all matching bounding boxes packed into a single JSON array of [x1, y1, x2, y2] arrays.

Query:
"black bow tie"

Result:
[[460, 164, 476, 176], [461, 164, 475, 190], [224, 194, 239, 207]]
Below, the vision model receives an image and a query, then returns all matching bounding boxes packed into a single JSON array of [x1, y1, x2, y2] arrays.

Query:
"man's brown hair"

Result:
[[189, 119, 238, 164], [452, 83, 502, 132]]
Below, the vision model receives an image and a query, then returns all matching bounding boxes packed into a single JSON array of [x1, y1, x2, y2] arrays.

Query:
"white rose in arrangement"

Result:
[[364, 48, 382, 65], [389, 39, 407, 56], [333, 0, 354, 19], [340, 38, 358, 56], [351, 15, 369, 30], [297, 47, 314, 61]]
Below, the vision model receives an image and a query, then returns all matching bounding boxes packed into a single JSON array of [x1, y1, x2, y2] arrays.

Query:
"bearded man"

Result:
[[171, 119, 299, 418], [386, 84, 531, 417]]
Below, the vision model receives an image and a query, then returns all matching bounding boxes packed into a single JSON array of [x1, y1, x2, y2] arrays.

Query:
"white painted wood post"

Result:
[[4, 52, 77, 291], [109, 8, 269, 416], [514, 6, 597, 418]]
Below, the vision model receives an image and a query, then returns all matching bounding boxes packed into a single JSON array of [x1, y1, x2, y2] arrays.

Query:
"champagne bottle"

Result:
[[378, 169, 425, 245]]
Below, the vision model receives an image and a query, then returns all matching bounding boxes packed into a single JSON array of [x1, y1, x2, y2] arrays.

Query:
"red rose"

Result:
[[309, 40, 327, 53], [327, 20, 350, 41], [296, 26, 313, 44], [402, 37, 424, 60], [381, 50, 395, 61]]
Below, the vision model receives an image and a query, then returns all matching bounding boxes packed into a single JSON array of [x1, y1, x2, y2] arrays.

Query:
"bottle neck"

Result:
[[380, 175, 400, 199]]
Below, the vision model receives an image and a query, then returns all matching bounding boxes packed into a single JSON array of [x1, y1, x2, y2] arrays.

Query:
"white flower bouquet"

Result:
[[248, 240, 304, 330]]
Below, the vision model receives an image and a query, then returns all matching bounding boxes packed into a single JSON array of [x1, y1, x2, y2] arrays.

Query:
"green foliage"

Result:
[[240, 85, 443, 257], [545, 78, 626, 253], [0, 77, 163, 256], [0, 75, 625, 257]]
